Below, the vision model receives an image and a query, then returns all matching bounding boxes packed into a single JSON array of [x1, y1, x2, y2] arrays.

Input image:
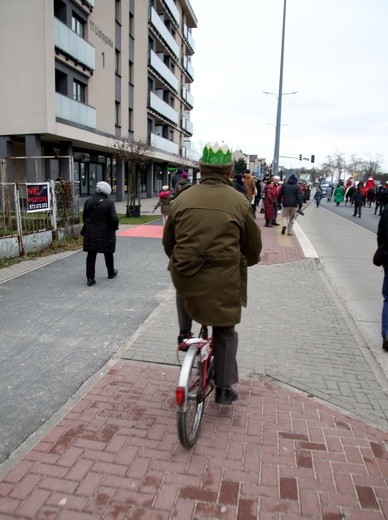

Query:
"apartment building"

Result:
[[0, 0, 198, 201]]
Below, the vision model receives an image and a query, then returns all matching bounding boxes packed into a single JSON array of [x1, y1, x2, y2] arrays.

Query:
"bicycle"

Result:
[[175, 325, 215, 448]]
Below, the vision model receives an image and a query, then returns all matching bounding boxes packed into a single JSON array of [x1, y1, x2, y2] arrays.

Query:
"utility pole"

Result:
[[272, 0, 287, 179]]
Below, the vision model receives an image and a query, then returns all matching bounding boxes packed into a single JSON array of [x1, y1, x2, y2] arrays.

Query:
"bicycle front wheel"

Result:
[[176, 346, 205, 448]]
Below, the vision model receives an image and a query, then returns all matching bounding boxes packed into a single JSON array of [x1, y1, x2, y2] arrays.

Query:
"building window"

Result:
[[55, 68, 67, 95], [128, 108, 133, 132], [73, 80, 86, 102], [115, 50, 121, 75], [115, 102, 121, 127], [72, 12, 85, 37], [129, 13, 134, 37], [128, 61, 133, 84]]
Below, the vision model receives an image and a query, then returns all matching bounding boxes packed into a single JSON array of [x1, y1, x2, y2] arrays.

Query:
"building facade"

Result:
[[0, 0, 199, 200]]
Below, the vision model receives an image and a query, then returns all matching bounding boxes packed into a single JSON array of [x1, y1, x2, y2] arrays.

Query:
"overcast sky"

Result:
[[189, 0, 388, 171]]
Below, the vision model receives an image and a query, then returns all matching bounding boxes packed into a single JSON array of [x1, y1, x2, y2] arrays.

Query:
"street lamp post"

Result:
[[264, 0, 297, 180], [272, 0, 287, 179]]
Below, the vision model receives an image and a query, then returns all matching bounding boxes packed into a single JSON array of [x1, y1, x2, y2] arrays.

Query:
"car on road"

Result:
[[320, 183, 331, 196]]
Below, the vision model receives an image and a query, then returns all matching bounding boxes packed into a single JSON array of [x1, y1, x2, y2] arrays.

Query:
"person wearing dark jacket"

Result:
[[82, 181, 119, 286], [353, 183, 365, 217], [173, 171, 191, 198], [277, 174, 303, 236], [232, 174, 248, 196], [163, 144, 262, 405], [377, 206, 388, 350]]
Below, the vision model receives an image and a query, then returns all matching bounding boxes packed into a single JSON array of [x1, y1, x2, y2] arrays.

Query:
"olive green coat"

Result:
[[163, 174, 262, 326]]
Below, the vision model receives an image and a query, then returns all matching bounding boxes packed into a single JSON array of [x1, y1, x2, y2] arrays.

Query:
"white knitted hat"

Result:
[[96, 181, 112, 196]]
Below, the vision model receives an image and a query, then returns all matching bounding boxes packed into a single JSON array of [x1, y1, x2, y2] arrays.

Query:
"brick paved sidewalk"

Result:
[[1, 362, 387, 519]]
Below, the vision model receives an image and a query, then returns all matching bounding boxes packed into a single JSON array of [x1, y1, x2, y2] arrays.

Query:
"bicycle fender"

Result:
[[176, 345, 198, 411]]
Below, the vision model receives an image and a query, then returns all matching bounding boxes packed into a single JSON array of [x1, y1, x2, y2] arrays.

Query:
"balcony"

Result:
[[56, 93, 96, 128], [149, 92, 178, 125], [163, 0, 180, 26], [183, 24, 195, 53], [181, 146, 200, 162], [182, 86, 194, 108], [181, 117, 193, 135], [182, 56, 194, 81], [150, 7, 179, 58], [150, 50, 179, 91], [54, 19, 95, 71], [150, 133, 179, 155]]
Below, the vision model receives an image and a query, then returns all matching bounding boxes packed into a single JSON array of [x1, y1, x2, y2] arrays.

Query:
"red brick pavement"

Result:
[[1, 362, 387, 519], [254, 214, 305, 265]]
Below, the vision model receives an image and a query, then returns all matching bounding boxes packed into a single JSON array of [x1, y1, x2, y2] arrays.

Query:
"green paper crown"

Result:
[[201, 142, 232, 165]]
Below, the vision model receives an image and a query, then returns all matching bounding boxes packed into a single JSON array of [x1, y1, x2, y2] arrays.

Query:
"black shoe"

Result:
[[215, 386, 238, 405], [281, 226, 286, 235], [272, 222, 280, 226], [108, 269, 118, 279], [87, 279, 96, 286], [383, 336, 388, 351]]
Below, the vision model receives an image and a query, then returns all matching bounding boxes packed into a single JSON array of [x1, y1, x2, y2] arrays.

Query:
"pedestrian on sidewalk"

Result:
[[232, 173, 248, 196], [353, 183, 364, 218], [163, 143, 262, 405], [264, 179, 276, 227], [277, 173, 303, 236], [271, 175, 281, 226], [173, 171, 191, 198], [377, 206, 388, 351], [313, 186, 323, 207], [153, 185, 172, 225], [326, 185, 333, 202], [242, 169, 256, 217], [171, 167, 183, 188], [81, 181, 119, 286]]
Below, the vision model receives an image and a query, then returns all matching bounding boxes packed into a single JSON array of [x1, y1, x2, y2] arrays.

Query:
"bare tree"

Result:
[[113, 138, 152, 217]]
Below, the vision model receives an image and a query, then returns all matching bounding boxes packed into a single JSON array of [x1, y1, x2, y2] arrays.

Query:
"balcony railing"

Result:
[[150, 50, 179, 91], [182, 86, 194, 108], [150, 7, 179, 58], [181, 146, 200, 161], [182, 56, 194, 80], [149, 92, 178, 125], [181, 117, 193, 135], [150, 133, 179, 155], [163, 0, 180, 26], [54, 18, 95, 70], [183, 24, 195, 53], [56, 93, 96, 128]]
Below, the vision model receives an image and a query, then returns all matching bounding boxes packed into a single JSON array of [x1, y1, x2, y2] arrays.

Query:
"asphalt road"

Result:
[[316, 196, 379, 233], [0, 229, 169, 464]]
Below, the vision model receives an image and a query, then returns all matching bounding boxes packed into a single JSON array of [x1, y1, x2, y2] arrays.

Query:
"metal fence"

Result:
[[0, 156, 80, 256]]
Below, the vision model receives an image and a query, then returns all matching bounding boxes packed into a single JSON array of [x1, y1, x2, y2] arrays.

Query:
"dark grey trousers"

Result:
[[176, 293, 238, 387]]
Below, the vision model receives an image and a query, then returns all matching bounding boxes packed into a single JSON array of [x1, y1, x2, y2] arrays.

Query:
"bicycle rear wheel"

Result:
[[176, 346, 205, 448]]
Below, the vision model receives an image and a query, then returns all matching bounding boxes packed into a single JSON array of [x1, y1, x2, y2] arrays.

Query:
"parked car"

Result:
[[320, 183, 331, 196]]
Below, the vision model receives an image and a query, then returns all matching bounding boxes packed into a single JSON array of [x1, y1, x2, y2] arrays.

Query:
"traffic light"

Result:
[[311, 155, 315, 163], [299, 154, 302, 161]]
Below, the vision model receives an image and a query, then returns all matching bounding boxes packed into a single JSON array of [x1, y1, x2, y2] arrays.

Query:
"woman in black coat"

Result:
[[82, 181, 119, 286]]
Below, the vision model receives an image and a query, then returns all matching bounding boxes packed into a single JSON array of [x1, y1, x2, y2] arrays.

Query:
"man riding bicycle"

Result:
[[163, 143, 262, 405]]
